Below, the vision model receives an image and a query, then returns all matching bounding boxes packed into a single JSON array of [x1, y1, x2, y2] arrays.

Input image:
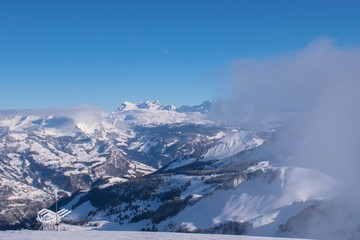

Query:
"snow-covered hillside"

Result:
[[0, 100, 355, 239], [0, 230, 311, 240], [114, 100, 213, 126], [0, 110, 157, 226], [62, 160, 338, 237], [0, 101, 232, 227]]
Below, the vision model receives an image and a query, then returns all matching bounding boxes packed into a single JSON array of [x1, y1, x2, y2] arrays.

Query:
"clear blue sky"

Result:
[[1, 0, 360, 110]]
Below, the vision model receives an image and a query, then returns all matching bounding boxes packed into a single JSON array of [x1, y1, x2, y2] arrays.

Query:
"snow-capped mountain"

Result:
[[0, 101, 228, 228], [0, 113, 153, 228], [114, 100, 213, 127], [60, 126, 340, 238], [0, 100, 353, 239], [117, 100, 214, 114]]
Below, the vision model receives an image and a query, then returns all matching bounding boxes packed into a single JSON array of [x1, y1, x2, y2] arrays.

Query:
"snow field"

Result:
[[0, 230, 311, 240]]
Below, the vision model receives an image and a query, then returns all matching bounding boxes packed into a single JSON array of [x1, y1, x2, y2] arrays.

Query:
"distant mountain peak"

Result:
[[118, 100, 164, 111], [117, 100, 213, 113], [177, 100, 214, 113]]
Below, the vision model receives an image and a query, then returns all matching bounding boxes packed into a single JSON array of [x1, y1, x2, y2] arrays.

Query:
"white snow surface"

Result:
[[112, 108, 211, 126], [204, 131, 264, 160], [164, 130, 266, 171], [0, 102, 343, 239], [65, 162, 338, 238], [156, 166, 338, 235], [0, 230, 311, 240], [108, 100, 216, 126]]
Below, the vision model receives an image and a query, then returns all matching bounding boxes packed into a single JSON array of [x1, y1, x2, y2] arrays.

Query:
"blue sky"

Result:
[[1, 0, 360, 110]]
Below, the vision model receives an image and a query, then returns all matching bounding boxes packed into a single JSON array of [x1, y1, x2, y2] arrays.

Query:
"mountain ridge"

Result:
[[0, 100, 353, 239], [0, 101, 221, 227]]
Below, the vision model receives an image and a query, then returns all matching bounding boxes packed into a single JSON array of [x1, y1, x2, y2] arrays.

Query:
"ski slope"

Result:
[[0, 230, 311, 240]]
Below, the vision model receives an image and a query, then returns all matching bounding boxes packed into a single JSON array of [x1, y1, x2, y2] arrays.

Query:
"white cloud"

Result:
[[211, 39, 360, 237], [213, 38, 360, 182]]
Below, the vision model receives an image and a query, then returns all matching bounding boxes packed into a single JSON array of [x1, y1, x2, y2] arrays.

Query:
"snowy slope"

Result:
[[0, 230, 311, 240], [0, 101, 232, 227], [0, 100, 351, 239], [63, 160, 338, 238], [163, 129, 266, 171], [159, 166, 337, 234], [113, 101, 212, 126], [53, 116, 341, 239], [203, 131, 264, 160], [0, 112, 156, 227]]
